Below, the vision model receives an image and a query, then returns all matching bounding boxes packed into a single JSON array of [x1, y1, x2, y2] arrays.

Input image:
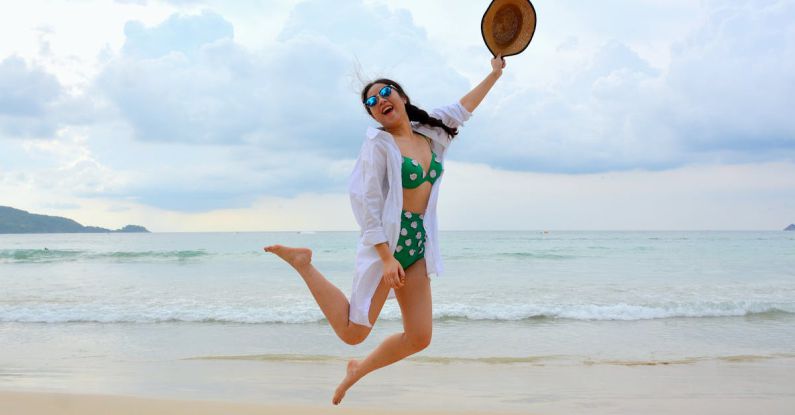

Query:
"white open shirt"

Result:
[[347, 102, 472, 327]]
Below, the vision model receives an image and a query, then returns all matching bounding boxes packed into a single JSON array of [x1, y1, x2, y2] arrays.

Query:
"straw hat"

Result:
[[481, 0, 537, 58]]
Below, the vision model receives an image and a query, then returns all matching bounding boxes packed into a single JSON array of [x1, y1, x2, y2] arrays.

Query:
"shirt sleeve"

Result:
[[430, 101, 473, 130], [350, 140, 389, 246]]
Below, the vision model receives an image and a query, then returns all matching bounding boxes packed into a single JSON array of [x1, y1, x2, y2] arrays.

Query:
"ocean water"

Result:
[[1, 231, 795, 398]]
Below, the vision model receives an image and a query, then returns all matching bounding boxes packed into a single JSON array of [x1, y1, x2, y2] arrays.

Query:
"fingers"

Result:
[[392, 273, 404, 289], [398, 265, 406, 287], [384, 270, 405, 289], [384, 272, 400, 290]]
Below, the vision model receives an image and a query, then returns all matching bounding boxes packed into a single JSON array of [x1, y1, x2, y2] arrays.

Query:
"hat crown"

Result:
[[492, 4, 522, 47]]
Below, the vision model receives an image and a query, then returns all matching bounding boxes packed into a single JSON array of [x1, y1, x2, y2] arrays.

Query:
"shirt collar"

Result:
[[366, 126, 385, 140]]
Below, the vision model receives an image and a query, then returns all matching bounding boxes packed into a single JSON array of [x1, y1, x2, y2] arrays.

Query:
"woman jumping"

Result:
[[264, 55, 505, 405]]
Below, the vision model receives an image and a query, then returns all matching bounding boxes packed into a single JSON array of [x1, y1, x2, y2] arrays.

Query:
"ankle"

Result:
[[294, 262, 313, 275]]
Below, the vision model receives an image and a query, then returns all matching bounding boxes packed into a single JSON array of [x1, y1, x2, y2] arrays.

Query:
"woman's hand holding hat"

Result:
[[491, 54, 506, 77]]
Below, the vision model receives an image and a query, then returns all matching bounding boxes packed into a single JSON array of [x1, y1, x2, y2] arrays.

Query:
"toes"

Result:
[[263, 245, 281, 253]]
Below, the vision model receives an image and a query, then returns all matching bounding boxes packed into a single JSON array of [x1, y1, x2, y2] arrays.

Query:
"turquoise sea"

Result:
[[1, 231, 794, 403]]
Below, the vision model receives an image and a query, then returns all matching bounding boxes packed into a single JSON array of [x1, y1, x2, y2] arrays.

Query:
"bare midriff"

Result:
[[402, 183, 432, 214]]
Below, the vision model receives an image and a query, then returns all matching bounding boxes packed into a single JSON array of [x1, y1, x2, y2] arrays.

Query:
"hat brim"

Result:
[[481, 0, 537, 58]]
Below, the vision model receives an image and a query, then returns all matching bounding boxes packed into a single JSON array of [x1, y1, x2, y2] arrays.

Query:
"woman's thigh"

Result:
[[394, 258, 432, 337]]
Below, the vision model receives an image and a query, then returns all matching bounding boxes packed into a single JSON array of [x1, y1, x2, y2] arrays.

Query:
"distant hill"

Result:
[[785, 224, 795, 231], [0, 206, 150, 234]]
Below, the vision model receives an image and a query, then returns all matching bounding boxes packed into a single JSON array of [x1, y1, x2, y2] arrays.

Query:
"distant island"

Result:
[[785, 224, 795, 231], [0, 206, 150, 234]]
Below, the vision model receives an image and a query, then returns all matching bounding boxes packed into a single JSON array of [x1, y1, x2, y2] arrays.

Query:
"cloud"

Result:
[[455, 40, 675, 173], [89, 0, 472, 210], [666, 0, 795, 154], [122, 10, 233, 59], [97, 1, 468, 150], [453, 0, 795, 173], [0, 55, 106, 140], [0, 56, 62, 137]]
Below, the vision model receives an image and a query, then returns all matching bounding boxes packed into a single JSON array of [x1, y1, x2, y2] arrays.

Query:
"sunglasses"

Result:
[[363, 85, 395, 108]]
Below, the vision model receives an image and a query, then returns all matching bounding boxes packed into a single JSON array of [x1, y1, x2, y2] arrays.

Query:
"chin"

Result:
[[378, 114, 401, 128]]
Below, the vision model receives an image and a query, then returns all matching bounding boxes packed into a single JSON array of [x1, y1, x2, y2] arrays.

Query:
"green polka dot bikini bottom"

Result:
[[393, 210, 426, 269]]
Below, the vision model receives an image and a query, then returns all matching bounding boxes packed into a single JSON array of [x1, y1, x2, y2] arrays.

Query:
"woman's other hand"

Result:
[[381, 257, 406, 289]]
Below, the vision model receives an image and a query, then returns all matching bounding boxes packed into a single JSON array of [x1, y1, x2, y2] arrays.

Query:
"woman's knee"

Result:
[[405, 328, 432, 351], [340, 325, 370, 346]]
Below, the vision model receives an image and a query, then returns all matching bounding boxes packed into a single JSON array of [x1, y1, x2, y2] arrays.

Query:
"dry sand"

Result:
[[0, 389, 511, 415]]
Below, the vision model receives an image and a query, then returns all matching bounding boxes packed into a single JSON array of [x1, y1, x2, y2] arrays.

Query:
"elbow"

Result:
[[459, 99, 476, 115]]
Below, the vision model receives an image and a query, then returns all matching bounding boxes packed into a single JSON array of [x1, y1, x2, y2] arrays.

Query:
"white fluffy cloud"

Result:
[[453, 0, 795, 173], [84, 0, 471, 210]]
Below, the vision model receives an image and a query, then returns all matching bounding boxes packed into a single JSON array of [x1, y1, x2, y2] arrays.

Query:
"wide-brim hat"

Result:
[[481, 0, 537, 58]]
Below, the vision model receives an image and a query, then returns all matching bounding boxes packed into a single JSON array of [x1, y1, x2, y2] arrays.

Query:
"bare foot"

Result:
[[332, 359, 360, 405], [263, 244, 312, 269]]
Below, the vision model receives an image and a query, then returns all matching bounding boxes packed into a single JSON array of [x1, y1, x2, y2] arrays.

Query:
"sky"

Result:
[[0, 0, 793, 231]]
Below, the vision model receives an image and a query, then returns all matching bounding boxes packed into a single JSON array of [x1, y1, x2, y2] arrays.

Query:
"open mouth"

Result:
[[381, 105, 394, 115]]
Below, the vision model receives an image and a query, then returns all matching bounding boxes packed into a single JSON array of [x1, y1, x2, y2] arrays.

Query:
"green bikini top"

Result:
[[401, 138, 443, 189]]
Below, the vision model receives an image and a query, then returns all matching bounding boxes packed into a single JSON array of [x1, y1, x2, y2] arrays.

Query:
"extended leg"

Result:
[[332, 258, 432, 405]]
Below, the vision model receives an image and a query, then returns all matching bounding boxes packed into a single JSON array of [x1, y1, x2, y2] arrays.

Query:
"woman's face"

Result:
[[365, 82, 407, 128]]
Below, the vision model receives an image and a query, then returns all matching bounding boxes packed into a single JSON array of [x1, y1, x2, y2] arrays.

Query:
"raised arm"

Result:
[[459, 55, 506, 113]]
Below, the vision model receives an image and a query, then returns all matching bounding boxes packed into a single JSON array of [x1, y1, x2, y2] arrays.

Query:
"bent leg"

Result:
[[332, 258, 432, 405], [264, 244, 389, 345]]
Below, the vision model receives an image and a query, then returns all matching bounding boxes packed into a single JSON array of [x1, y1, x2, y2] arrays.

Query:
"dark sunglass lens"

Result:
[[379, 86, 392, 98], [365, 96, 377, 107]]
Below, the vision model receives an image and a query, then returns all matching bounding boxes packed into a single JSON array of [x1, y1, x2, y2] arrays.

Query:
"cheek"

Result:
[[388, 95, 402, 107], [370, 109, 385, 123]]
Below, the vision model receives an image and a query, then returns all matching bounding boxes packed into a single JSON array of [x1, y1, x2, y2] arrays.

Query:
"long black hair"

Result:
[[361, 78, 459, 138]]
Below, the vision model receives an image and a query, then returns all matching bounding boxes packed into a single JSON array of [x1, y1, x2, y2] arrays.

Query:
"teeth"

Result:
[[382, 106, 393, 114]]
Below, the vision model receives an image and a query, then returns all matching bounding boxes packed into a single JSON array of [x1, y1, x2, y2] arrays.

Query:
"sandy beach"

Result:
[[2, 355, 795, 414], [0, 389, 514, 415]]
